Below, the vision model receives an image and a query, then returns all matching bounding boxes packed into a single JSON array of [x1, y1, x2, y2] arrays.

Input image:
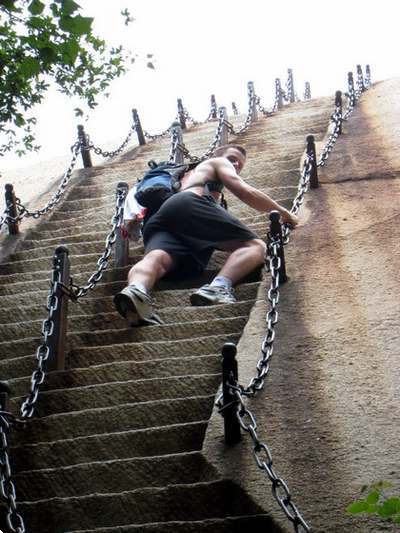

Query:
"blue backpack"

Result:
[[135, 160, 199, 211]]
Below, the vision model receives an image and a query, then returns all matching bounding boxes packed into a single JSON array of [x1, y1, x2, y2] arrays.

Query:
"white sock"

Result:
[[130, 281, 148, 294], [210, 276, 233, 289]]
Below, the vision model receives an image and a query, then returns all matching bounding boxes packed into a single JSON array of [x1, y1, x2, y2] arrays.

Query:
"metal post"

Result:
[[221, 342, 241, 445], [46, 246, 70, 372], [248, 81, 258, 122], [171, 122, 184, 164], [115, 182, 129, 269], [356, 64, 365, 92], [4, 184, 19, 235], [287, 69, 295, 103], [335, 90, 343, 134], [177, 98, 186, 130], [0, 381, 11, 411], [275, 78, 283, 109], [210, 94, 218, 119], [132, 109, 146, 146], [231, 102, 239, 116], [219, 107, 229, 146], [77, 125, 92, 168], [365, 64, 371, 88], [304, 82, 311, 100], [269, 211, 287, 284], [348, 72, 356, 107], [307, 135, 318, 189]]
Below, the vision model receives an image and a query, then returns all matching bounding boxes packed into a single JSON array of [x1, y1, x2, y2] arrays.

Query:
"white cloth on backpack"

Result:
[[122, 185, 146, 241]]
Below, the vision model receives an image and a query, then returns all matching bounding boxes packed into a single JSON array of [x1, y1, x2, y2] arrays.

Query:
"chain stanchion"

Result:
[[170, 122, 185, 164], [275, 78, 284, 110], [219, 107, 229, 146], [177, 98, 187, 130], [209, 95, 218, 120], [4, 184, 19, 235], [45, 246, 71, 372], [248, 82, 258, 122], [221, 343, 242, 445], [307, 135, 318, 188], [269, 211, 287, 283], [365, 64, 371, 88], [335, 91, 343, 134], [114, 182, 130, 269], [232, 102, 239, 116], [287, 69, 295, 103], [77, 124, 93, 168], [132, 109, 146, 146], [304, 82, 311, 100], [356, 64, 365, 95]]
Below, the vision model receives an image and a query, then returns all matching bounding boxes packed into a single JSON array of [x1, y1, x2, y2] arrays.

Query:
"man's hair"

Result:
[[213, 144, 246, 158]]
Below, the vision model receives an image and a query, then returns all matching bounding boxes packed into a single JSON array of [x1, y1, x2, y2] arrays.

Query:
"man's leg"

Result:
[[190, 238, 266, 305], [114, 250, 175, 325]]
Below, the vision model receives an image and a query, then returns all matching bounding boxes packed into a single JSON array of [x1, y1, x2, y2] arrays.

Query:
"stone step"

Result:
[[19, 479, 265, 533], [0, 334, 239, 380], [53, 195, 113, 213], [10, 240, 110, 262], [15, 394, 215, 448], [17, 451, 217, 500], [13, 420, 208, 471], [12, 374, 220, 416], [10, 354, 221, 397], [28, 221, 112, 239], [0, 301, 254, 342], [19, 231, 118, 250], [0, 251, 113, 276], [65, 514, 278, 533], [0, 316, 248, 359]]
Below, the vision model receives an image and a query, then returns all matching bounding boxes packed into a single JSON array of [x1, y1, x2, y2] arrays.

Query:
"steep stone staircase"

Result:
[[0, 97, 333, 532]]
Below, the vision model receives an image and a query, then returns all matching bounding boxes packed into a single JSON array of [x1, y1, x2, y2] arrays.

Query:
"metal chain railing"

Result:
[[317, 105, 342, 167], [69, 186, 126, 299], [255, 95, 275, 117], [0, 410, 26, 533], [87, 123, 137, 159], [20, 255, 63, 419], [2, 141, 81, 227], [144, 125, 171, 141], [227, 85, 256, 135]]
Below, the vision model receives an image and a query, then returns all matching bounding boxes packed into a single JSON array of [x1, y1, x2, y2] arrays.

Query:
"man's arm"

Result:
[[213, 158, 299, 226]]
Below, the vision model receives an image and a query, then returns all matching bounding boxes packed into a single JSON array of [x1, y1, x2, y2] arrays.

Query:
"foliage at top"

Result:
[[0, 0, 133, 156]]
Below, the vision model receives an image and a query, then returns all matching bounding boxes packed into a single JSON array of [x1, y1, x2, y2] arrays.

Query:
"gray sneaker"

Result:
[[190, 284, 236, 306], [113, 284, 162, 326]]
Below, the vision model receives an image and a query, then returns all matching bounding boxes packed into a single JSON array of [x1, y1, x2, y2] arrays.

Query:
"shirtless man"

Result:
[[114, 144, 298, 325]]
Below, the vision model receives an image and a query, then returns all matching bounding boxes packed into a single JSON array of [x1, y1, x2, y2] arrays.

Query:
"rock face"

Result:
[[5, 82, 394, 532]]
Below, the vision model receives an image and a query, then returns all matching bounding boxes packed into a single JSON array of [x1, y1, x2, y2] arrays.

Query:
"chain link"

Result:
[[88, 123, 137, 158], [20, 254, 62, 419], [317, 106, 342, 167], [231, 389, 311, 532], [0, 411, 26, 532], [228, 84, 256, 135], [144, 126, 171, 141], [2, 141, 81, 226], [70, 186, 126, 298]]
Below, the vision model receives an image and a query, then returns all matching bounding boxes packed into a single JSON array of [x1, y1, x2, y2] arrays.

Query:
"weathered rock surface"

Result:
[[0, 93, 351, 532]]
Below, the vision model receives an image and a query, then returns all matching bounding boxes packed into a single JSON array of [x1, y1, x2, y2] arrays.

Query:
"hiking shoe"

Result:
[[190, 284, 237, 306], [113, 284, 163, 326]]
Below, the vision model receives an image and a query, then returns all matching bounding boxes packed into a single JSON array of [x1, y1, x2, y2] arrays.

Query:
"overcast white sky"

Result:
[[1, 0, 399, 172]]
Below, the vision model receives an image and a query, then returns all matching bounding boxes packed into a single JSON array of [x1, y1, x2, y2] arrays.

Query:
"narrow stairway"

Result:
[[0, 96, 333, 532]]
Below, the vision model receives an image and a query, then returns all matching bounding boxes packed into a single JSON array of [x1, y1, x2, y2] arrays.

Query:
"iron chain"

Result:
[[70, 186, 126, 298], [0, 412, 26, 532], [20, 254, 62, 419], [317, 106, 342, 167], [87, 123, 137, 159]]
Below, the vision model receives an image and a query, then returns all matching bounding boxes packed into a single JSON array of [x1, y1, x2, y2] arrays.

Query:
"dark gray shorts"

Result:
[[142, 191, 258, 275]]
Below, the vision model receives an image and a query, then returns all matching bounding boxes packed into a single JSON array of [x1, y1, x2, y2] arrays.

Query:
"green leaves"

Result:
[[28, 0, 44, 15], [347, 482, 400, 525], [19, 57, 40, 78], [59, 15, 93, 36], [0, 0, 132, 157]]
